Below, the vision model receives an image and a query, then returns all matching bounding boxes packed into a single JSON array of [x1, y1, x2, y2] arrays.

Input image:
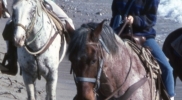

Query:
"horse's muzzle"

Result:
[[14, 35, 25, 47]]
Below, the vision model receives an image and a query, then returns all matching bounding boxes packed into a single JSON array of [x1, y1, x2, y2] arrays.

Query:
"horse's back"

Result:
[[163, 28, 182, 55]]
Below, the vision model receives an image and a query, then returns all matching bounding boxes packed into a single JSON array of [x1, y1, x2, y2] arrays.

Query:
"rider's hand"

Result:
[[127, 15, 134, 25]]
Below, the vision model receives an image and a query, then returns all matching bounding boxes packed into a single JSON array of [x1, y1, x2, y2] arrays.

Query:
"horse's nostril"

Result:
[[22, 35, 25, 40], [18, 39, 21, 44], [21, 35, 25, 41]]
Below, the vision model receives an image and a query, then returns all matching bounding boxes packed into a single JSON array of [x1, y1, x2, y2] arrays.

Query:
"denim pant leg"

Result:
[[143, 38, 175, 97]]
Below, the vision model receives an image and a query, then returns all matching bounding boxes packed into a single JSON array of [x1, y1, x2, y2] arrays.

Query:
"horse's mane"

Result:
[[67, 22, 118, 58]]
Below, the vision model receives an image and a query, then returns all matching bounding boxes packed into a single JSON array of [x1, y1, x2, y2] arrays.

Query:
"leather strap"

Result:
[[115, 77, 148, 100], [16, 23, 27, 32], [38, 32, 59, 55], [25, 32, 59, 56]]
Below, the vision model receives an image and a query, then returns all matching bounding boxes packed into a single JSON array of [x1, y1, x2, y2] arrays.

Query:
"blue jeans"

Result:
[[143, 38, 175, 97]]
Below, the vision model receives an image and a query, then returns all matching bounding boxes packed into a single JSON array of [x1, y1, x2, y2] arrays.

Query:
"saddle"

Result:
[[124, 40, 170, 100], [43, 1, 53, 12], [118, 23, 146, 46], [121, 34, 146, 46], [42, 1, 70, 42]]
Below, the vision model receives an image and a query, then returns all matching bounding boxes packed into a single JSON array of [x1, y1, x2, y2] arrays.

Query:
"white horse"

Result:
[[12, 0, 73, 100]]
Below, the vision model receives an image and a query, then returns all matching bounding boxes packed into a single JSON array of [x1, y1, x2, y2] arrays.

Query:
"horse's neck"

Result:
[[100, 35, 148, 98], [100, 35, 139, 95], [103, 34, 130, 64], [28, 10, 56, 49]]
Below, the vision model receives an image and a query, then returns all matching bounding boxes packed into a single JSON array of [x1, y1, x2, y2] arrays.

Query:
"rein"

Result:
[[118, 19, 130, 36], [24, 32, 59, 56]]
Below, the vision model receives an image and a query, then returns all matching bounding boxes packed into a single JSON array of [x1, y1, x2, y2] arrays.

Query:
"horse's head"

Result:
[[12, 0, 37, 47], [68, 20, 118, 100]]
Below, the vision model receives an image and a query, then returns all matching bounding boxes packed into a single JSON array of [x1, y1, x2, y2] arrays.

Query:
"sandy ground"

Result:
[[0, 0, 181, 100]]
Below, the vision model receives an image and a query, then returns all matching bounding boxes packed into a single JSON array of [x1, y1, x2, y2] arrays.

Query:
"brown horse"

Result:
[[0, 0, 3, 18], [163, 28, 182, 85], [67, 20, 161, 100]]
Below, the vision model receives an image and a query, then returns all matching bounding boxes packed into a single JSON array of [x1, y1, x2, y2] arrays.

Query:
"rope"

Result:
[[39, 0, 67, 63], [40, 1, 64, 34], [124, 39, 161, 100]]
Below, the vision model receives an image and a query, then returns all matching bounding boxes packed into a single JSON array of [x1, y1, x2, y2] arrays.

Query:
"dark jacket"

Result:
[[110, 0, 160, 38]]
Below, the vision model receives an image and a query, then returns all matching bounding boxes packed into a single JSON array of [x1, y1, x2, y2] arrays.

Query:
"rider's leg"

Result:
[[45, 0, 75, 29], [1, 41, 18, 75], [0, 20, 18, 75], [143, 38, 175, 98], [2, 0, 10, 18]]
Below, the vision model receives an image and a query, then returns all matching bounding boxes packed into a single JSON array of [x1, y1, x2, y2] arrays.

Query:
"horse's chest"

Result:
[[17, 48, 51, 73]]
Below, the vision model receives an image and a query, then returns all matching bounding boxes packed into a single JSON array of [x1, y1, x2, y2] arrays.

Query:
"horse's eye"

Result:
[[90, 59, 97, 65]]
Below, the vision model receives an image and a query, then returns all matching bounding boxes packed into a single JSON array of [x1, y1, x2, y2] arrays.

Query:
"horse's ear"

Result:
[[65, 20, 75, 36], [64, 20, 75, 43], [92, 19, 107, 41]]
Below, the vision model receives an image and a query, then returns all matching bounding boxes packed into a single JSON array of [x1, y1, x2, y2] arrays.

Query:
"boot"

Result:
[[0, 41, 18, 75], [170, 97, 174, 100]]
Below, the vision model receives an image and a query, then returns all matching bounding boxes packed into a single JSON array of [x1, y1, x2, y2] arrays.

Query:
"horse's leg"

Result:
[[22, 70, 36, 100], [45, 70, 58, 100]]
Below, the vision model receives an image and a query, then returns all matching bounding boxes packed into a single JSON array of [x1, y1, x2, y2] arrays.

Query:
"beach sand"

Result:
[[0, 0, 181, 99]]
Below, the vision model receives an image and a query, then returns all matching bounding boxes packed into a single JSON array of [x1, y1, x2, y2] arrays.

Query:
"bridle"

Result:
[[15, 5, 38, 41], [71, 37, 110, 92]]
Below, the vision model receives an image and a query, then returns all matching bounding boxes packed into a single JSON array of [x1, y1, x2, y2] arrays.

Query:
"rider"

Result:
[[0, 0, 75, 75], [110, 0, 175, 100], [2, 0, 10, 18]]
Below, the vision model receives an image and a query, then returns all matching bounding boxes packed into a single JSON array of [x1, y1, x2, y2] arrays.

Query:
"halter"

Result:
[[72, 38, 110, 92]]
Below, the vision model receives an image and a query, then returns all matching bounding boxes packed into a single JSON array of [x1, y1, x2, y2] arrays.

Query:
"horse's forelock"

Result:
[[68, 27, 89, 58], [68, 22, 118, 59]]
